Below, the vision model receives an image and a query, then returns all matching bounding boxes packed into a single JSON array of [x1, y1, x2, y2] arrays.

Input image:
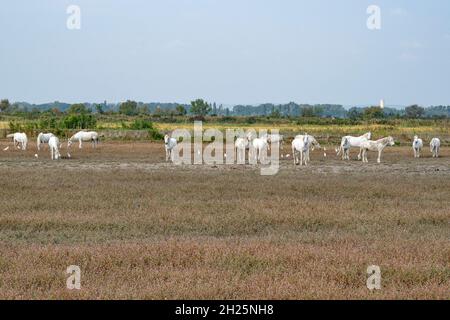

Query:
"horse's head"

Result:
[[67, 139, 73, 148], [312, 137, 321, 150], [413, 135, 419, 141], [303, 134, 309, 145], [388, 136, 395, 146], [246, 131, 256, 141], [164, 134, 169, 145], [364, 132, 372, 140]]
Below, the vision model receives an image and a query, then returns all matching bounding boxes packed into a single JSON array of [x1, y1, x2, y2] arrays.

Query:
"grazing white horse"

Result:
[[68, 131, 99, 149], [360, 136, 395, 163], [48, 136, 61, 160], [295, 134, 321, 163], [164, 134, 177, 162], [336, 132, 371, 160], [37, 132, 55, 151], [235, 137, 249, 163], [292, 134, 311, 166], [430, 138, 441, 158], [412, 136, 423, 158], [295, 134, 321, 151], [7, 132, 28, 150]]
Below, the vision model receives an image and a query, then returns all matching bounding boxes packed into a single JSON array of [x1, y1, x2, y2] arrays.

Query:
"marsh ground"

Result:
[[0, 141, 448, 299]]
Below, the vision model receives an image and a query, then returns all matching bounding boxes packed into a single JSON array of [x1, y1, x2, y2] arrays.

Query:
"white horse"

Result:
[[264, 133, 284, 151], [337, 132, 371, 160], [292, 134, 311, 166], [164, 134, 177, 162], [251, 136, 269, 163], [430, 138, 441, 158], [68, 131, 99, 149], [7, 132, 28, 150], [295, 134, 321, 150], [235, 137, 249, 163], [295, 134, 321, 162], [48, 136, 61, 160], [412, 136, 423, 158], [336, 137, 351, 160], [360, 136, 395, 163], [37, 132, 55, 151]]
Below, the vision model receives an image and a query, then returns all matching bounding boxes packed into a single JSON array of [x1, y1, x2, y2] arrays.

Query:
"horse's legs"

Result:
[[377, 150, 381, 163], [79, 140, 82, 149], [357, 148, 362, 161], [292, 145, 296, 165]]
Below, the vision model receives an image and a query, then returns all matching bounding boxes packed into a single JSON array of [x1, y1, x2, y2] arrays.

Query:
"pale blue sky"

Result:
[[1, 0, 449, 106]]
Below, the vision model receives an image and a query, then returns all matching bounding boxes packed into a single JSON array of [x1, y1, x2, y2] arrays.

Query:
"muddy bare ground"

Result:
[[1, 140, 449, 175], [0, 140, 449, 299]]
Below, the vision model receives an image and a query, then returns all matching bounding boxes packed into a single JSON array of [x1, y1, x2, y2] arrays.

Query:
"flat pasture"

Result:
[[0, 141, 448, 299]]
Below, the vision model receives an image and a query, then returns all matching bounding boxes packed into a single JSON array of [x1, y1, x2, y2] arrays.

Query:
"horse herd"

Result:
[[3, 130, 443, 165], [165, 131, 442, 166], [5, 131, 99, 159]]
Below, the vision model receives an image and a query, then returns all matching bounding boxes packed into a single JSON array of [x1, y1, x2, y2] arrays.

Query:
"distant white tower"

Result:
[[380, 99, 385, 109]]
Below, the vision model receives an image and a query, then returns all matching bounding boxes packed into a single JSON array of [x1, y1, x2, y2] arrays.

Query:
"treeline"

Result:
[[1, 98, 449, 119]]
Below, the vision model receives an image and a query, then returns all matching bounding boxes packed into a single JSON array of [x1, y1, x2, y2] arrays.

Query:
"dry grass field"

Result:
[[0, 140, 449, 299]]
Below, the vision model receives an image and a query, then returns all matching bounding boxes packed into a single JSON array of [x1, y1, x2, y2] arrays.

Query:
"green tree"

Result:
[[119, 100, 138, 116], [176, 105, 187, 116], [348, 107, 362, 120], [68, 103, 89, 114], [190, 99, 211, 116], [269, 109, 281, 118], [363, 106, 384, 119], [94, 103, 104, 114], [301, 106, 315, 117], [137, 104, 150, 115], [405, 105, 425, 118], [0, 99, 11, 112]]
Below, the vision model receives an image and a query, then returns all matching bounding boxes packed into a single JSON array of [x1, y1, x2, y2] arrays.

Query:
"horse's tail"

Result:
[[6, 134, 14, 138], [430, 141, 437, 153]]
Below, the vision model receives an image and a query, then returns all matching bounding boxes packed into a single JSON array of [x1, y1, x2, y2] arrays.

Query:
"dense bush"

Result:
[[122, 119, 164, 140]]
